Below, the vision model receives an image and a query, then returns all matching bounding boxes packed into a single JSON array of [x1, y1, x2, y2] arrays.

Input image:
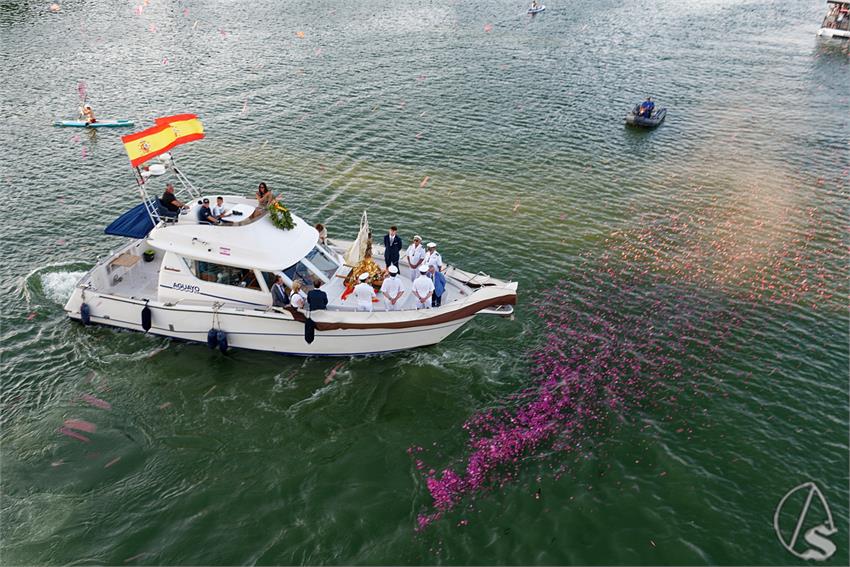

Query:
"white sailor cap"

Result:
[[388, 265, 398, 274], [413, 235, 422, 241], [427, 242, 437, 248], [358, 272, 369, 281], [419, 264, 429, 273]]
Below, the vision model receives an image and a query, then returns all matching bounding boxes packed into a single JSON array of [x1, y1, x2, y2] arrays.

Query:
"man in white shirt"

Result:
[[406, 235, 426, 281], [425, 242, 443, 272], [211, 196, 229, 221], [380, 265, 404, 311], [412, 264, 434, 309], [353, 272, 376, 312]]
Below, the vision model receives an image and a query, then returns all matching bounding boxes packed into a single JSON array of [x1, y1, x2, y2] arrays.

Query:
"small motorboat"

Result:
[[817, 1, 850, 39], [528, 4, 546, 14], [625, 106, 667, 128], [54, 119, 134, 128]]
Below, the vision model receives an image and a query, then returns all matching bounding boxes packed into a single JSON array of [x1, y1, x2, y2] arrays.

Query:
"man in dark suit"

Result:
[[383, 225, 403, 271], [307, 279, 328, 311]]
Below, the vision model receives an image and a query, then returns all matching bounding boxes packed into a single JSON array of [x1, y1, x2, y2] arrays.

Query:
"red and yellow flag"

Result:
[[121, 114, 204, 168], [155, 113, 205, 145]]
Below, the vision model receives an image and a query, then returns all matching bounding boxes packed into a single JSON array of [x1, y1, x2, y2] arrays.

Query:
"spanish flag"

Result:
[[155, 113, 205, 145], [121, 114, 204, 168]]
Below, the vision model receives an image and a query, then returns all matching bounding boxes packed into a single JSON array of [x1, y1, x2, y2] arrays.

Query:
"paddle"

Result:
[[77, 81, 88, 121]]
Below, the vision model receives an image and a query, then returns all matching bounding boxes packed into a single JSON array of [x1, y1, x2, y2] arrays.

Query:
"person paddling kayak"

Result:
[[80, 104, 96, 124]]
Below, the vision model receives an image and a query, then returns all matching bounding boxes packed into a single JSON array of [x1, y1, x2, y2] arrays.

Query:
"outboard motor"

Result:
[[80, 303, 91, 326], [141, 302, 152, 332]]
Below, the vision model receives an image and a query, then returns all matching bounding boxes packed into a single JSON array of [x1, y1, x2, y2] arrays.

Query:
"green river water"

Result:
[[1, 0, 848, 564]]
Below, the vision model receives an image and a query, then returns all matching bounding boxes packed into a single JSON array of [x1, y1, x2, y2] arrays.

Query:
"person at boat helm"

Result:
[[412, 264, 435, 309], [271, 275, 289, 307], [81, 104, 96, 124], [307, 279, 329, 311], [197, 198, 219, 224], [639, 97, 655, 118], [160, 183, 187, 217], [383, 225, 403, 271], [380, 265, 404, 311], [353, 272, 377, 312]]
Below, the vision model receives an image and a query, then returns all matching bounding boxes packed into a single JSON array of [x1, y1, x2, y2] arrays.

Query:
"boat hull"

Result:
[[817, 27, 850, 39], [54, 119, 134, 128], [63, 285, 512, 356], [625, 108, 666, 128]]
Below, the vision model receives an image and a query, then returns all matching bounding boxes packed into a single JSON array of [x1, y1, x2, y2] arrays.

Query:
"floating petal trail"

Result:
[[412, 186, 844, 529]]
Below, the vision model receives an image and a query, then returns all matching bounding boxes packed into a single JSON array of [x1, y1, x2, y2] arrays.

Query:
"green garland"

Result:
[[267, 201, 295, 231]]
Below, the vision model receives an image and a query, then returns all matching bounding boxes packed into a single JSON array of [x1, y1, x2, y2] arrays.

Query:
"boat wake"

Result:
[[22, 266, 88, 305]]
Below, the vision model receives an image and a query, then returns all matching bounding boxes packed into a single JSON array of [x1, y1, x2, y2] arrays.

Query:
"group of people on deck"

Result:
[[270, 225, 448, 314], [349, 227, 447, 312]]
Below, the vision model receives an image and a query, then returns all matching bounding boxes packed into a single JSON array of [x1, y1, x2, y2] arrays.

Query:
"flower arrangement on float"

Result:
[[267, 201, 294, 231]]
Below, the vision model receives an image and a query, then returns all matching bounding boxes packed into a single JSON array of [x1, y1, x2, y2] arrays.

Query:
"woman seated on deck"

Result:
[[251, 182, 275, 219]]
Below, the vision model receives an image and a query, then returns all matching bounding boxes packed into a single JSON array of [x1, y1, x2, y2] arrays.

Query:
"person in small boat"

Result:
[[405, 235, 425, 281], [353, 272, 377, 312], [383, 225, 403, 271], [160, 183, 187, 217], [271, 275, 289, 307], [380, 265, 404, 311], [81, 104, 96, 124], [639, 97, 655, 118], [197, 198, 219, 224], [307, 279, 328, 311], [289, 280, 307, 309], [531, 1, 540, 9], [412, 264, 435, 309], [429, 264, 446, 308]]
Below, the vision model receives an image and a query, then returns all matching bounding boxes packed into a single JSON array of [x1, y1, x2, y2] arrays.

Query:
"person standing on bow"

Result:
[[405, 235, 425, 281], [425, 242, 444, 272], [412, 265, 434, 309], [429, 264, 446, 308], [383, 225, 403, 272], [380, 265, 404, 311], [353, 273, 377, 312]]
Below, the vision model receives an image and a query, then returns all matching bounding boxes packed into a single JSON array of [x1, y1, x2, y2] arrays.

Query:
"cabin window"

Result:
[[304, 246, 339, 279], [191, 260, 262, 290]]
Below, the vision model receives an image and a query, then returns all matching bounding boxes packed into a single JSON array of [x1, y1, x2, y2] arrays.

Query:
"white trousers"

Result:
[[357, 302, 373, 312]]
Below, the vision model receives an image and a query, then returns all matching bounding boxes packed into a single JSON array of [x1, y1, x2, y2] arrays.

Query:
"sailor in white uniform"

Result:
[[412, 264, 435, 309], [405, 235, 426, 281], [380, 265, 405, 311], [425, 242, 443, 272], [353, 272, 376, 312]]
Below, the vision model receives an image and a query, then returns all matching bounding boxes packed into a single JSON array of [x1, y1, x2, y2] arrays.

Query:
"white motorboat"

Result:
[[817, 1, 850, 39], [64, 154, 517, 356]]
